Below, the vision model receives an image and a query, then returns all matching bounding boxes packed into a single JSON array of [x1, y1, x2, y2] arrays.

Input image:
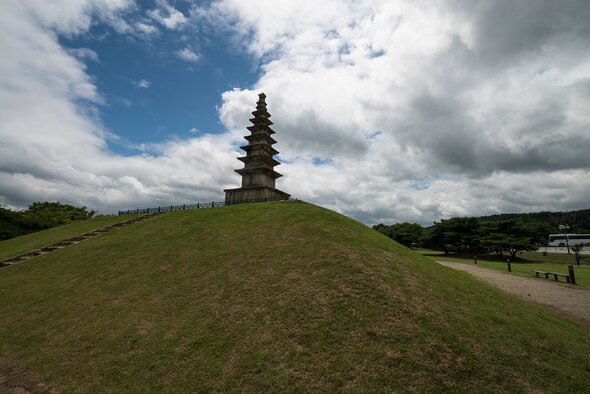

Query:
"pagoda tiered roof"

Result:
[[235, 166, 283, 179], [244, 133, 277, 144], [238, 155, 281, 167], [240, 142, 279, 156], [249, 112, 273, 121], [234, 93, 281, 176], [224, 92, 290, 204], [247, 126, 276, 135], [247, 125, 276, 134]]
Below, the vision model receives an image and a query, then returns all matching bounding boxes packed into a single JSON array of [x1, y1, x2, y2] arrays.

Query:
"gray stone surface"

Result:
[[224, 93, 290, 204]]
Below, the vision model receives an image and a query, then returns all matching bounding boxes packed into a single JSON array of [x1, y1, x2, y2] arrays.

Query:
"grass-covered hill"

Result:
[[0, 201, 589, 392], [0, 214, 139, 262]]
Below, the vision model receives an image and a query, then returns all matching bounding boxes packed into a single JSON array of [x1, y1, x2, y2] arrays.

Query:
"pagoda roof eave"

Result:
[[244, 134, 277, 144], [249, 117, 273, 126], [251, 108, 271, 116], [235, 167, 283, 179], [240, 144, 279, 155], [247, 125, 275, 134], [238, 156, 281, 166]]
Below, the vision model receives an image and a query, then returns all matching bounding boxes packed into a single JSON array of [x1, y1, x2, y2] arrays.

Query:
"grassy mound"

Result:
[[0, 214, 139, 261], [0, 201, 588, 392]]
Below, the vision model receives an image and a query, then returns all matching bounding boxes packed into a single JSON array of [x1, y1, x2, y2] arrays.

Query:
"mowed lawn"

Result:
[[419, 249, 590, 289], [0, 202, 589, 392], [0, 214, 139, 261]]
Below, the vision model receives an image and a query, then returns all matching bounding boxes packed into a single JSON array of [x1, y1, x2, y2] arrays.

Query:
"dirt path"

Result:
[[438, 261, 590, 327]]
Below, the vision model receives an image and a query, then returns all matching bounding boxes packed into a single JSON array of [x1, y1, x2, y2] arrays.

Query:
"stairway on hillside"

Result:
[[0, 214, 157, 269]]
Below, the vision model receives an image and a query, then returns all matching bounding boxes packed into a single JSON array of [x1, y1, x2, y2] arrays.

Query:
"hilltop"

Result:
[[0, 201, 589, 392]]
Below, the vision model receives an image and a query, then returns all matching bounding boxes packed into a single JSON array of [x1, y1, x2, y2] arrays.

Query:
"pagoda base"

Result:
[[224, 185, 290, 205]]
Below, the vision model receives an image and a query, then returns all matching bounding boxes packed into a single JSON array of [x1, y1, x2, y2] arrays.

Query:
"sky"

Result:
[[1, 0, 589, 226]]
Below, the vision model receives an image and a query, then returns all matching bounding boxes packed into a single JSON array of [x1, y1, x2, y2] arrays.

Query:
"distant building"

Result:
[[224, 93, 291, 204]]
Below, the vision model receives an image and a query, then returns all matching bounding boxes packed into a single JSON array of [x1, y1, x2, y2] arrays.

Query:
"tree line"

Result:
[[0, 202, 96, 241], [476, 209, 590, 231], [373, 215, 580, 257]]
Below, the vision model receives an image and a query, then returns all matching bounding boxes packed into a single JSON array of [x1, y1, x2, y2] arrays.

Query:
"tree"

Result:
[[480, 219, 537, 257], [558, 224, 572, 254], [373, 222, 425, 247], [0, 206, 29, 240], [423, 217, 481, 254], [480, 223, 510, 256], [422, 224, 450, 254], [527, 221, 552, 248], [570, 242, 589, 266], [388, 222, 424, 247], [0, 202, 96, 241], [373, 223, 395, 239], [25, 201, 95, 227]]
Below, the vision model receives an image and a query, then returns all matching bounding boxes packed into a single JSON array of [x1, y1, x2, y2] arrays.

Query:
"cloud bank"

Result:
[[1, 0, 589, 225], [0, 1, 239, 213], [210, 0, 590, 223]]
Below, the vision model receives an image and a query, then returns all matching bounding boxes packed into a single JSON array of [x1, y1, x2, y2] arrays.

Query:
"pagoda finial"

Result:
[[255, 92, 268, 111]]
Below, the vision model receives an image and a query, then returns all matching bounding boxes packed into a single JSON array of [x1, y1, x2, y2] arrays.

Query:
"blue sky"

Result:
[[61, 4, 258, 155], [1, 0, 590, 225]]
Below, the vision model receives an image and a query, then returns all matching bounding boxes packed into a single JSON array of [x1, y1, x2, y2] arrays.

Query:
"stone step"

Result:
[[0, 214, 157, 268], [53, 241, 77, 247], [41, 246, 61, 252], [68, 236, 87, 241]]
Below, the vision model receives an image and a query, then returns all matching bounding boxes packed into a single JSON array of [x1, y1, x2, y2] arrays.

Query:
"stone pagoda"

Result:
[[224, 93, 291, 204]]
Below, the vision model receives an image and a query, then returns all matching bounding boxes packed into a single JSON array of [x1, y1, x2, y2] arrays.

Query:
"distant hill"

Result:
[[0, 201, 588, 392], [477, 208, 590, 233]]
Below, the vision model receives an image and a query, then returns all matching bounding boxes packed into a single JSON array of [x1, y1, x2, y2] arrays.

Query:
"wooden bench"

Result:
[[532, 270, 570, 283]]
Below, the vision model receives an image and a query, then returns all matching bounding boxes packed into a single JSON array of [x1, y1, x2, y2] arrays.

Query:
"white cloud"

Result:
[[67, 47, 99, 62], [189, 127, 199, 133], [0, 1, 238, 213], [134, 79, 151, 89], [148, 0, 187, 30], [208, 0, 590, 223], [1, 0, 590, 226], [176, 48, 200, 62], [12, 0, 134, 36], [135, 21, 159, 35]]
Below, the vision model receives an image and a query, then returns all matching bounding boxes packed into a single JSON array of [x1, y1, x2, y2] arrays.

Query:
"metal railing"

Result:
[[118, 196, 291, 215]]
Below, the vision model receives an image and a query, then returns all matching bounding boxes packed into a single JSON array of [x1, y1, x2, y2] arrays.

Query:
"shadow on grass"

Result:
[[421, 252, 531, 263]]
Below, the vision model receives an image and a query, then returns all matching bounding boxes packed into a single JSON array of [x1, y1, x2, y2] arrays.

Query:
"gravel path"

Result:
[[438, 261, 590, 327]]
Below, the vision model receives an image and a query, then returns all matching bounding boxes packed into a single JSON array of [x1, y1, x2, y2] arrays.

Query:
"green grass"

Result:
[[418, 249, 590, 289], [0, 201, 589, 392], [520, 250, 590, 265], [0, 215, 138, 261]]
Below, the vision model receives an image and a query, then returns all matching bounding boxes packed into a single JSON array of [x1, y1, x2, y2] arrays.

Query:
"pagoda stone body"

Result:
[[224, 93, 291, 204]]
